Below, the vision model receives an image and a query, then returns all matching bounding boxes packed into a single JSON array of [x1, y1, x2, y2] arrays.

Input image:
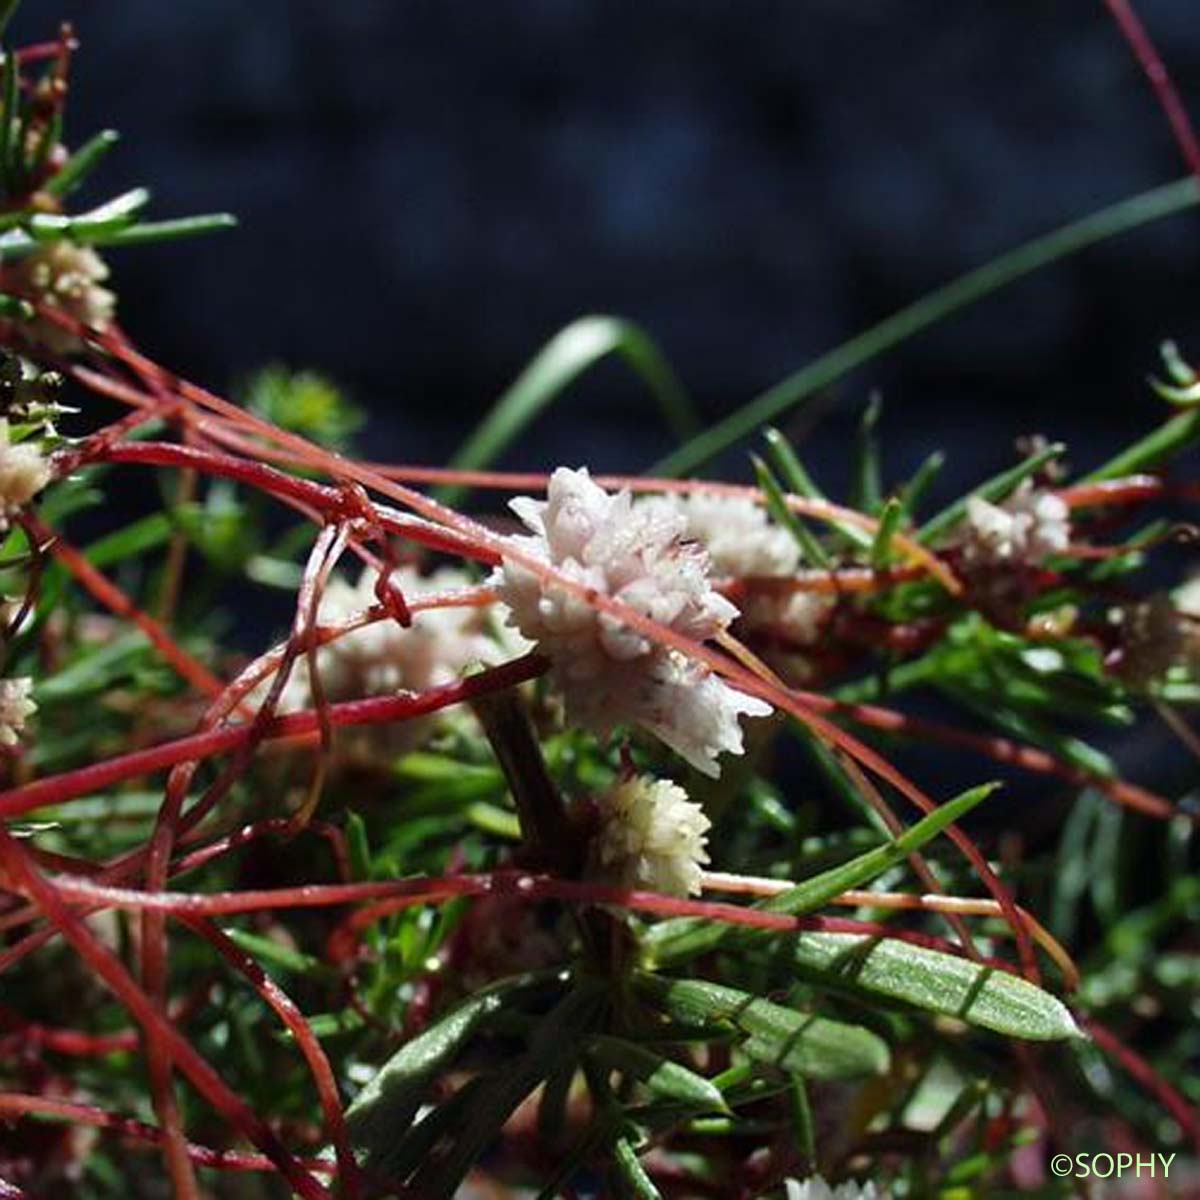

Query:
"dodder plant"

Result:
[[0, 8, 1197, 1200]]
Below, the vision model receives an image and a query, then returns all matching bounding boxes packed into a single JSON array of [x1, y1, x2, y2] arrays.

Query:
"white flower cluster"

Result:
[[961, 481, 1070, 568], [591, 775, 711, 897], [8, 240, 116, 356], [0, 419, 50, 527], [642, 491, 800, 578], [270, 565, 518, 750], [642, 490, 830, 647], [0, 676, 35, 747], [492, 468, 771, 777], [785, 1177, 886, 1200]]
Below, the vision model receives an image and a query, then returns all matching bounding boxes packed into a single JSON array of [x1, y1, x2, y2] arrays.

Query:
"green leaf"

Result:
[[90, 212, 238, 246], [870, 496, 904, 570], [410, 984, 602, 1197], [634, 975, 890, 1081], [345, 986, 510, 1153], [648, 783, 997, 966], [897, 448, 945, 520], [791, 933, 1082, 1041], [439, 314, 695, 506], [751, 453, 829, 567], [653, 177, 1200, 477], [587, 1035, 727, 1114], [28, 188, 151, 242], [44, 129, 120, 197], [763, 426, 871, 551], [917, 441, 1065, 545], [612, 1136, 663, 1199], [1083, 404, 1200, 481], [221, 928, 333, 979], [852, 391, 883, 513]]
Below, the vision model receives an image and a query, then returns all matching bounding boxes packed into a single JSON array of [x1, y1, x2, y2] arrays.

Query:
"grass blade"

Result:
[[440, 315, 696, 506], [653, 177, 1200, 477]]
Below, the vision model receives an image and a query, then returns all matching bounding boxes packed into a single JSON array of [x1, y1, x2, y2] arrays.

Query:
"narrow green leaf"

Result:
[[1083, 405, 1200, 481], [898, 449, 944, 521], [751, 453, 829, 567], [588, 1035, 726, 1114], [852, 391, 883, 513], [652, 177, 1200, 477], [648, 783, 997, 967], [792, 933, 1082, 1041], [917, 442, 1064, 545], [221, 928, 333, 979], [44, 129, 120, 197], [90, 212, 238, 246], [345, 986, 510, 1150], [763, 426, 872, 551], [635, 974, 890, 1081], [29, 188, 151, 243], [411, 984, 602, 1197], [870, 496, 904, 570], [612, 1137, 663, 1199], [439, 314, 696, 506], [345, 810, 371, 880]]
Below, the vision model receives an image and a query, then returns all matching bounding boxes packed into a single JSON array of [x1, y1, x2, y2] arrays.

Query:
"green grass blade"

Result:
[[439, 314, 696, 506], [852, 392, 883, 513], [44, 129, 120, 197], [870, 496, 904, 570], [917, 441, 1065, 545], [750, 453, 828, 567], [898, 449, 945, 520], [91, 212, 238, 246], [1082, 405, 1200, 482], [653, 177, 1200, 477], [648, 783, 997, 967]]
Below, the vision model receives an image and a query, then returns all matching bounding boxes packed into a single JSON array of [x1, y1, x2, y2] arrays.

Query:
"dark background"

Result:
[[13, 0, 1200, 496]]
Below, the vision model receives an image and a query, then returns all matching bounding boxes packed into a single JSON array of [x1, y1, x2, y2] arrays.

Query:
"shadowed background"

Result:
[[16, 0, 1200, 488]]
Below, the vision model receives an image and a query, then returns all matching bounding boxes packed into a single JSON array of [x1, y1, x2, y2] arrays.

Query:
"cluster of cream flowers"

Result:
[[0, 676, 35, 747], [7, 240, 116, 355], [590, 775, 711, 897], [269, 564, 519, 750], [785, 1178, 885, 1200], [492, 468, 771, 777], [641, 489, 831, 647], [0, 419, 50, 529], [641, 491, 800, 578], [961, 480, 1070, 568]]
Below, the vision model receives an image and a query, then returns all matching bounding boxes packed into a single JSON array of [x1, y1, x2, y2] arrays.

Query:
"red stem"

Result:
[[0, 829, 332, 1200]]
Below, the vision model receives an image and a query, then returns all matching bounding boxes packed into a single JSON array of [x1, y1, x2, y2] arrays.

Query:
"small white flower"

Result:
[[0, 676, 35, 747], [961, 480, 1070, 568], [784, 1176, 885, 1200], [7, 239, 116, 355], [492, 468, 771, 777], [641, 491, 800, 578], [0, 419, 50, 524], [591, 775, 710, 897]]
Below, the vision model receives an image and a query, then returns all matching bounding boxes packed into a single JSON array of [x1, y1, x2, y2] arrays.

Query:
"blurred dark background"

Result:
[[12, 0, 1200, 495]]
